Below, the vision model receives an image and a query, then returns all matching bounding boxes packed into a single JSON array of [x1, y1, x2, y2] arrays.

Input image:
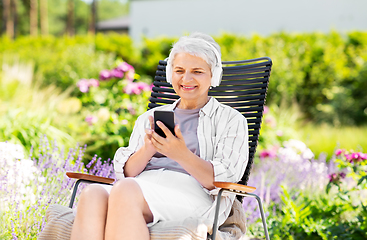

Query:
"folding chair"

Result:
[[66, 57, 273, 240]]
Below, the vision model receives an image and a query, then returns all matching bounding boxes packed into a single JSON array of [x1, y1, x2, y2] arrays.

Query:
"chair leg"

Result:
[[69, 179, 83, 208], [210, 188, 224, 240], [209, 190, 270, 240], [245, 192, 270, 240]]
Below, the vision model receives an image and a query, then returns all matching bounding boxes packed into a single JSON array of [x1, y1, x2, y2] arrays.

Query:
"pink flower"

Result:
[[116, 62, 134, 72], [265, 116, 276, 128], [124, 82, 151, 95], [276, 130, 283, 137], [127, 104, 136, 115], [85, 115, 98, 126], [76, 78, 100, 92], [111, 69, 124, 79], [360, 153, 367, 160], [136, 82, 151, 92], [345, 154, 353, 162], [88, 78, 99, 87], [351, 152, 360, 160], [99, 70, 111, 81], [77, 79, 90, 93], [263, 106, 269, 114], [124, 82, 140, 95], [126, 70, 135, 81], [259, 148, 277, 159], [335, 149, 344, 156]]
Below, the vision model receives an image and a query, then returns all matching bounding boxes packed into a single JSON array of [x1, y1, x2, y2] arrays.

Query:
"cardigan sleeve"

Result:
[[211, 110, 249, 183], [113, 113, 149, 180]]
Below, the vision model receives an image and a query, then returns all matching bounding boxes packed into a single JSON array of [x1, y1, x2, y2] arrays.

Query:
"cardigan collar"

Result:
[[167, 97, 220, 118]]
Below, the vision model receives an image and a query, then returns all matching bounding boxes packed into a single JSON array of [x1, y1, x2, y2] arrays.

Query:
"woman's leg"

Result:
[[105, 178, 153, 240], [70, 184, 109, 240]]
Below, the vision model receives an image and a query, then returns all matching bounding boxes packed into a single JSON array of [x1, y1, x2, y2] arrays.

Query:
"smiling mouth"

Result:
[[181, 85, 197, 90]]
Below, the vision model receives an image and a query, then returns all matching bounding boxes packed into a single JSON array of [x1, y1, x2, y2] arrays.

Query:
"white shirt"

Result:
[[113, 97, 249, 225]]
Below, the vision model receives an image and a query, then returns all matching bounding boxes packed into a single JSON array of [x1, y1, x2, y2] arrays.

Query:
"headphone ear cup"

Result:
[[165, 59, 172, 84], [211, 65, 223, 87]]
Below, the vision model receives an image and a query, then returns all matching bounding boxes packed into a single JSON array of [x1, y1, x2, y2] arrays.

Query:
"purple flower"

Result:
[[328, 172, 346, 183], [328, 173, 338, 183], [77, 79, 90, 93], [99, 70, 112, 81], [111, 68, 124, 79]]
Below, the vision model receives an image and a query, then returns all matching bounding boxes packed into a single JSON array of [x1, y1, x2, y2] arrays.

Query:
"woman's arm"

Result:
[[123, 116, 156, 177]]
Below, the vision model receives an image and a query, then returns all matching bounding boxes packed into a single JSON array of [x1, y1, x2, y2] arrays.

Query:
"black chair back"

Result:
[[148, 57, 272, 186]]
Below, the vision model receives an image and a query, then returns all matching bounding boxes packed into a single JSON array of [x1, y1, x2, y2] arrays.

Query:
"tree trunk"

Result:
[[11, 0, 17, 38], [66, 0, 74, 36], [40, 0, 48, 35], [30, 0, 38, 36], [88, 0, 97, 35], [3, 0, 14, 38]]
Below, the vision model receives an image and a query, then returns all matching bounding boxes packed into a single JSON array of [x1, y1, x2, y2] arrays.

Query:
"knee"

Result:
[[79, 184, 109, 205], [109, 179, 142, 205]]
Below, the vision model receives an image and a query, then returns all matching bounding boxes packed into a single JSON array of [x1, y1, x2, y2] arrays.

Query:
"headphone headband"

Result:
[[166, 38, 223, 87]]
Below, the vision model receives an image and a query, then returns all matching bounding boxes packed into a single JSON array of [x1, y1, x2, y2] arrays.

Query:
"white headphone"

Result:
[[166, 38, 223, 87]]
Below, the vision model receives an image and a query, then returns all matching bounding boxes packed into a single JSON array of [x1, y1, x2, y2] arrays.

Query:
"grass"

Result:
[[267, 102, 367, 160], [298, 124, 367, 160]]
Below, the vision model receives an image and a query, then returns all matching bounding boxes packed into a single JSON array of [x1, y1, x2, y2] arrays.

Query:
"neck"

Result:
[[178, 97, 210, 110]]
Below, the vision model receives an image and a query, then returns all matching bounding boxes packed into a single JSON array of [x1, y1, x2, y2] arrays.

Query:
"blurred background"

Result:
[[1, 0, 367, 161], [2, 1, 367, 239]]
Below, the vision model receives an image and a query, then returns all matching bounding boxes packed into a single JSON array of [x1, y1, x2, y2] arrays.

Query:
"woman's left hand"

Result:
[[150, 121, 190, 162]]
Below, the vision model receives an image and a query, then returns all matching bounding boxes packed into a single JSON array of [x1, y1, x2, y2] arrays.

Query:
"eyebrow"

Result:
[[173, 66, 205, 70]]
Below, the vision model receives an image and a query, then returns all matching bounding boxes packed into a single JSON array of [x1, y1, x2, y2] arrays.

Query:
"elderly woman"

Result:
[[70, 32, 248, 240]]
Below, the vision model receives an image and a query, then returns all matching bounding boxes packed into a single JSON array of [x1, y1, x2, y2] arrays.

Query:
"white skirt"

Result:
[[101, 169, 213, 226]]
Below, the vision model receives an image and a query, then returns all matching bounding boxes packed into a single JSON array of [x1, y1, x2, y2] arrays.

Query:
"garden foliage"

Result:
[[1, 31, 367, 125]]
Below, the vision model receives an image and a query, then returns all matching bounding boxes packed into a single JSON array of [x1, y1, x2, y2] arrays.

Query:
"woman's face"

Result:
[[171, 52, 212, 109]]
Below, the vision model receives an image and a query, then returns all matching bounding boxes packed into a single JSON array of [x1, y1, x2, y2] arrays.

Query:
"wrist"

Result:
[[143, 142, 156, 157]]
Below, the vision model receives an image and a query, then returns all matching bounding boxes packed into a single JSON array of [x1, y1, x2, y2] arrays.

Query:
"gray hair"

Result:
[[166, 32, 223, 87]]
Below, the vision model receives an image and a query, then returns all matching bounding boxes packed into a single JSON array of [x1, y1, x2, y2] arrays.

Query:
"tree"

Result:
[[3, 0, 15, 38], [30, 0, 38, 35], [39, 0, 48, 35], [88, 0, 96, 34], [66, 0, 74, 36]]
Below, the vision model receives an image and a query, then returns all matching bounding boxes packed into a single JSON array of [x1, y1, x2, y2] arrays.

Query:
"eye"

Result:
[[194, 71, 203, 74]]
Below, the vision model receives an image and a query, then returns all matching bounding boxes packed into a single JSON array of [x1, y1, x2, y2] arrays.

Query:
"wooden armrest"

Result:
[[214, 182, 256, 193], [66, 172, 115, 184]]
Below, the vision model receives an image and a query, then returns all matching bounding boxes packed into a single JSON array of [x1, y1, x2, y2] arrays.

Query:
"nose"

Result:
[[182, 71, 193, 82]]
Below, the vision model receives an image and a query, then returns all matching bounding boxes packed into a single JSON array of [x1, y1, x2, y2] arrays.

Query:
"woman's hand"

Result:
[[150, 121, 190, 161]]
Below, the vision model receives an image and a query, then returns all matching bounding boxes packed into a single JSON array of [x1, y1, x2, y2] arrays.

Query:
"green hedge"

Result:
[[1, 31, 367, 125]]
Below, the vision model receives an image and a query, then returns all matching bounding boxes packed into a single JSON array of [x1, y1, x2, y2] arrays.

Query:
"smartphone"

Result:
[[154, 110, 175, 138]]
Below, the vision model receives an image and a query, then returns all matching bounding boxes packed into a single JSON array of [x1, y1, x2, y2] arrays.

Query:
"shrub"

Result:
[[75, 60, 151, 162]]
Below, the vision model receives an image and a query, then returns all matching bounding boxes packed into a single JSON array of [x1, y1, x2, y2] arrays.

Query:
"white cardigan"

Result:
[[113, 97, 249, 226]]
